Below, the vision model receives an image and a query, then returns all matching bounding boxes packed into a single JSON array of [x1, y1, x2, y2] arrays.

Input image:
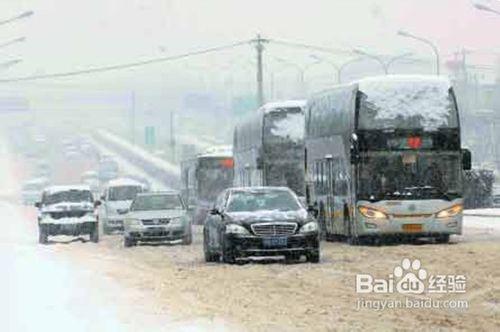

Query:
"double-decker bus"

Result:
[[233, 100, 307, 196], [305, 75, 471, 244], [180, 146, 234, 224]]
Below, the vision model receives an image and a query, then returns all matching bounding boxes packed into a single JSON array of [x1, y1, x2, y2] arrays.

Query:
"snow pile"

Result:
[[270, 112, 305, 143], [358, 75, 454, 130]]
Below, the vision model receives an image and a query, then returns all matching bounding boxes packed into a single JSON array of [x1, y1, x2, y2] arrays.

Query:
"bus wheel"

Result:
[[435, 235, 450, 244], [347, 236, 360, 246]]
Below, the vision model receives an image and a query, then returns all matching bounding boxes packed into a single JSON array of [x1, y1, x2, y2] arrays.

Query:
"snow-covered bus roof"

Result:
[[105, 178, 144, 188], [258, 100, 307, 114], [355, 75, 456, 131], [197, 145, 233, 159]]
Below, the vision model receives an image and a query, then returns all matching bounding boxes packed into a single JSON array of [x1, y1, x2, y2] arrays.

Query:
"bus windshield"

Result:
[[357, 152, 462, 201], [197, 158, 234, 202], [263, 107, 304, 144]]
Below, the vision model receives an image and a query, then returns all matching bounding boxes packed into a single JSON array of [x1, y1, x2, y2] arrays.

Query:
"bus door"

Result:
[[325, 157, 335, 235]]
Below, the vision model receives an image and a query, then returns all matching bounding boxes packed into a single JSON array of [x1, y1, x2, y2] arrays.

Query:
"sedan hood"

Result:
[[224, 209, 309, 225], [126, 210, 187, 220]]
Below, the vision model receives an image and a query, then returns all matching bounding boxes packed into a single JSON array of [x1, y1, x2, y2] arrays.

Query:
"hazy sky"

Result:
[[1, 0, 500, 104]]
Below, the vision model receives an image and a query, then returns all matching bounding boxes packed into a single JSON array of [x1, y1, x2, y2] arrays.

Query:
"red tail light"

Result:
[[407, 136, 422, 149], [220, 158, 234, 168]]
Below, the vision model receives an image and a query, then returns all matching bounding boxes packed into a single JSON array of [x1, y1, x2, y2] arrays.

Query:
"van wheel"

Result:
[[124, 236, 136, 247], [38, 225, 48, 244]]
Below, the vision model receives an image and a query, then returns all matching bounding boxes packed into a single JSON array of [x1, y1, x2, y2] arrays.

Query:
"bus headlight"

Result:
[[436, 204, 463, 218], [358, 206, 388, 219], [225, 224, 249, 235]]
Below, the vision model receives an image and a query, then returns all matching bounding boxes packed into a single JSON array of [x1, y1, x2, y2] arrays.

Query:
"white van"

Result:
[[98, 178, 145, 234]]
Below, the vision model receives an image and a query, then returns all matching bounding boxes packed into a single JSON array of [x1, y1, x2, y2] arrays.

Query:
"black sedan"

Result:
[[203, 187, 320, 264]]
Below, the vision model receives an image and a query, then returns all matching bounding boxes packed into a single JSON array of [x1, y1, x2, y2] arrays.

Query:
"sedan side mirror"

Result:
[[210, 208, 220, 215], [94, 200, 102, 208], [462, 149, 472, 171], [100, 195, 106, 201], [307, 205, 319, 218], [34, 202, 41, 209]]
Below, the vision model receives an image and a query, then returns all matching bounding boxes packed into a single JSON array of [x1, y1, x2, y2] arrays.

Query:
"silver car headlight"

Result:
[[225, 224, 250, 235], [299, 221, 319, 234], [125, 218, 141, 227], [169, 217, 184, 226]]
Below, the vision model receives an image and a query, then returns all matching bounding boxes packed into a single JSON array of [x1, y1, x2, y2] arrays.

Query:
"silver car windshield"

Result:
[[131, 195, 184, 211]]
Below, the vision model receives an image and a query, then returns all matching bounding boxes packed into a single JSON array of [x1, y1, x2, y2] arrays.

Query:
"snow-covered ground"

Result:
[[89, 137, 169, 191], [464, 208, 500, 217], [0, 138, 228, 332], [3, 135, 500, 331]]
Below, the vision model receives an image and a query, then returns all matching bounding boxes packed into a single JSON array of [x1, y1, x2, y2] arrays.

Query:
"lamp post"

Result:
[[472, 0, 500, 15], [0, 37, 26, 50], [0, 59, 22, 69], [397, 30, 440, 75], [352, 49, 414, 75], [311, 54, 388, 83], [0, 10, 34, 26], [273, 57, 320, 96]]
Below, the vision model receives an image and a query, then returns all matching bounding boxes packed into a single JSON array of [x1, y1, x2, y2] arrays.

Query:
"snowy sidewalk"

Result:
[[464, 208, 500, 218]]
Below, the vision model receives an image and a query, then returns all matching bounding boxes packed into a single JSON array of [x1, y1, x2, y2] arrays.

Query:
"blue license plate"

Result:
[[263, 237, 287, 248]]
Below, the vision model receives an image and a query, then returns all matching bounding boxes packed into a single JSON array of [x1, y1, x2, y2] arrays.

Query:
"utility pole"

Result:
[[254, 34, 267, 107], [170, 110, 176, 162], [130, 91, 136, 144]]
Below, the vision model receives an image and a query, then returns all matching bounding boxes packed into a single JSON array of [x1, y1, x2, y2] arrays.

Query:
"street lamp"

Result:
[[273, 57, 320, 97], [0, 10, 34, 26], [397, 30, 440, 75], [352, 49, 414, 75], [0, 37, 26, 50], [472, 0, 500, 15], [353, 49, 389, 74], [309, 54, 368, 84], [0, 59, 22, 69]]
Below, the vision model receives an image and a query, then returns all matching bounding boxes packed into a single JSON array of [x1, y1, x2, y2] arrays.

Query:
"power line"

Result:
[[0, 39, 252, 83], [268, 38, 351, 56]]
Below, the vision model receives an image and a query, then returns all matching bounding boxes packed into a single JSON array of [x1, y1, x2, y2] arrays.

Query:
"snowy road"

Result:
[[2, 139, 500, 331], [0, 141, 227, 332]]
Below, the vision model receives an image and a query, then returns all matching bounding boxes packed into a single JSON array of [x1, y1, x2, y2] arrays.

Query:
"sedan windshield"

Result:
[[44, 190, 93, 205], [226, 190, 301, 212], [108, 186, 142, 201], [131, 195, 184, 211]]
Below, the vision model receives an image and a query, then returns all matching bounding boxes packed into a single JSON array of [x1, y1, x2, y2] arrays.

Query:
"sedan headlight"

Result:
[[436, 204, 463, 218], [299, 221, 319, 234], [225, 224, 250, 235], [125, 218, 141, 227], [358, 206, 388, 219]]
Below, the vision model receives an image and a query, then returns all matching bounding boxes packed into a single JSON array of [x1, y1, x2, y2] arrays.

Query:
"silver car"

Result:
[[123, 192, 192, 247]]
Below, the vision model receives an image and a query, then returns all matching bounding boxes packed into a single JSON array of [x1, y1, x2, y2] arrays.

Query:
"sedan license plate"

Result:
[[263, 237, 287, 248], [403, 224, 423, 233]]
